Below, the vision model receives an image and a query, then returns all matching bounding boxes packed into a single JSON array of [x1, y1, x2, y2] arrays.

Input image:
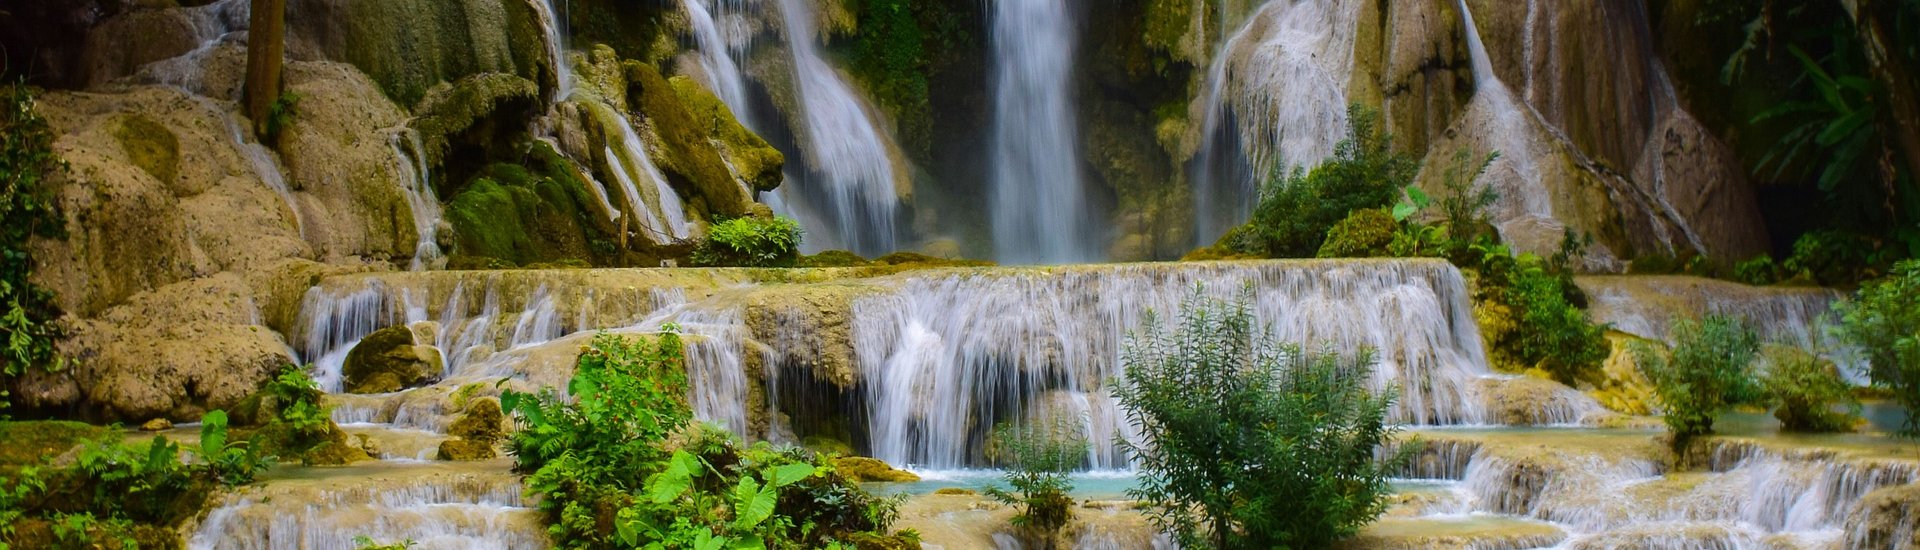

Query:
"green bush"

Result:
[[198, 410, 273, 486], [983, 417, 1086, 542], [1316, 208, 1397, 258], [1472, 241, 1611, 384], [502, 332, 911, 548], [1838, 259, 1920, 435], [1231, 105, 1417, 258], [1114, 290, 1407, 549], [1783, 230, 1879, 285], [1634, 316, 1762, 441], [1758, 345, 1859, 433], [692, 216, 804, 267], [353, 536, 417, 550], [1, 82, 69, 414], [1734, 255, 1780, 285]]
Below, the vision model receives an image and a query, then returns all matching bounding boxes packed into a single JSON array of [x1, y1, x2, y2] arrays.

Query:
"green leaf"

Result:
[[199, 410, 229, 457], [730, 476, 777, 530], [766, 463, 815, 488], [647, 451, 698, 504], [1391, 203, 1416, 222]]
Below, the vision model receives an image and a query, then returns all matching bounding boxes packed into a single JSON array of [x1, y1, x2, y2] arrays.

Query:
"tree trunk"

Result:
[[1849, 0, 1920, 187], [243, 0, 286, 141]]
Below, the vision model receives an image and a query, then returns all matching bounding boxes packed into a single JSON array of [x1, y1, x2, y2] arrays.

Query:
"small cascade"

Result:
[[1451, 0, 1557, 229], [188, 95, 307, 240], [188, 462, 543, 550], [532, 0, 574, 103], [1190, 0, 1362, 246], [987, 0, 1096, 264], [775, 0, 901, 255], [846, 260, 1493, 469], [137, 0, 250, 92], [390, 129, 444, 271], [1576, 276, 1864, 379], [681, 0, 751, 121], [586, 101, 693, 243]]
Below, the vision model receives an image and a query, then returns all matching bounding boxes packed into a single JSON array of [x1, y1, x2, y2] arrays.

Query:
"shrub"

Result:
[[1433, 149, 1499, 256], [1233, 105, 1417, 258], [1758, 345, 1859, 432], [1, 82, 68, 414], [1838, 259, 1920, 435], [1783, 230, 1878, 285], [1115, 290, 1407, 549], [1472, 241, 1611, 384], [983, 417, 1087, 542], [1634, 316, 1762, 441], [692, 216, 804, 267], [198, 410, 273, 486], [1316, 208, 1397, 258], [1734, 255, 1780, 285], [502, 332, 910, 548]]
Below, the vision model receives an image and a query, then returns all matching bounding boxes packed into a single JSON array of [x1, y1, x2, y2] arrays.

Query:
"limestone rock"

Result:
[[283, 0, 550, 107], [139, 418, 173, 431], [1845, 483, 1920, 550], [343, 325, 442, 394], [833, 456, 920, 483]]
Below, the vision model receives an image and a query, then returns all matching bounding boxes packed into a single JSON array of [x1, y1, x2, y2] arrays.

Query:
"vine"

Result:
[[1, 81, 67, 413]]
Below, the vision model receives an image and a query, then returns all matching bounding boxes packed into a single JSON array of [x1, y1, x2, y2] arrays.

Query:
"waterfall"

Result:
[[987, 0, 1096, 264], [532, 0, 574, 103], [681, 0, 751, 120], [1190, 0, 1362, 246], [776, 0, 901, 255], [390, 129, 444, 271], [1450, 0, 1559, 232], [847, 260, 1493, 469], [188, 463, 544, 550], [587, 101, 692, 243], [189, 95, 307, 241]]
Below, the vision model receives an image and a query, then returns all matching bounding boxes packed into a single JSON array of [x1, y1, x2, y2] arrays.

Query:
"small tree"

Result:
[[1838, 259, 1920, 436], [1115, 289, 1406, 549], [983, 417, 1087, 546], [1634, 316, 1762, 442]]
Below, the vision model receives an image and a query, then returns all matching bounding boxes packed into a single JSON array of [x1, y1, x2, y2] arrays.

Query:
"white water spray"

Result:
[[988, 0, 1096, 264]]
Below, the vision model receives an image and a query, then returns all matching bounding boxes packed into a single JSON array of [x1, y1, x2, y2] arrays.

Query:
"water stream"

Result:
[[987, 0, 1097, 264], [774, 0, 902, 255]]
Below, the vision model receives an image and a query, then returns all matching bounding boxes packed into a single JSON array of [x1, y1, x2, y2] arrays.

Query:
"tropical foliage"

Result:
[[1227, 105, 1417, 258], [502, 332, 912, 548], [1838, 259, 1920, 435], [0, 82, 67, 414], [693, 216, 804, 268], [1635, 316, 1763, 441], [983, 417, 1087, 542]]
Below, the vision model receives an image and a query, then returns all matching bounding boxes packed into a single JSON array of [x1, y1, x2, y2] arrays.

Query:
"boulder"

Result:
[[1845, 483, 1920, 550], [342, 325, 442, 394]]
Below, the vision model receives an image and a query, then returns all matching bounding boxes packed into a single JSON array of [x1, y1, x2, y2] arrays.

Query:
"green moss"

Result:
[[324, 0, 546, 106], [342, 325, 439, 394], [0, 421, 110, 466], [1141, 0, 1195, 59], [112, 114, 178, 185], [445, 143, 611, 267], [798, 250, 874, 268], [626, 62, 748, 218], [800, 435, 855, 456], [833, 456, 920, 482], [667, 76, 785, 193]]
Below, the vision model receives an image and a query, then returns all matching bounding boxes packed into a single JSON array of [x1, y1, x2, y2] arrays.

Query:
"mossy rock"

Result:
[[445, 148, 612, 267], [410, 72, 541, 171], [932, 487, 977, 496], [625, 61, 752, 218], [667, 75, 785, 193], [1318, 208, 1398, 258], [0, 421, 111, 466], [113, 114, 179, 187], [3, 517, 182, 550], [447, 397, 504, 442], [251, 421, 371, 466], [833, 456, 919, 482], [799, 250, 875, 268], [342, 325, 441, 394], [435, 438, 497, 461], [286, 0, 550, 106], [800, 435, 856, 457]]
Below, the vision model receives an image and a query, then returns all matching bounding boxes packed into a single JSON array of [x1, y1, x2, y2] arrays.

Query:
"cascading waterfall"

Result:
[[1452, 0, 1557, 227], [532, 0, 574, 103], [188, 463, 544, 550], [585, 101, 693, 243], [1190, 0, 1361, 246], [987, 0, 1097, 264], [390, 129, 444, 271], [848, 260, 1493, 469], [775, 0, 902, 255], [681, 0, 751, 121]]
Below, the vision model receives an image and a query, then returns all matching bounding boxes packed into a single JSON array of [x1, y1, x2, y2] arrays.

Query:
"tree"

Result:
[[243, 0, 286, 141], [1838, 259, 1920, 435], [1114, 289, 1406, 549], [1634, 316, 1762, 442]]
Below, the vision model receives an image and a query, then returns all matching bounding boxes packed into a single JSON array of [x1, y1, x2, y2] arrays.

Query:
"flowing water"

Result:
[[389, 129, 444, 271], [775, 0, 902, 255], [987, 0, 1097, 264]]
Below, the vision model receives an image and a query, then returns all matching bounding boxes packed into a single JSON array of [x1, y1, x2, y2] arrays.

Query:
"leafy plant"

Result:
[[1115, 288, 1407, 549], [1837, 259, 1920, 435], [1472, 240, 1611, 384], [1783, 230, 1881, 285], [264, 363, 330, 441], [1, 81, 68, 414], [1634, 316, 1763, 442], [1317, 208, 1397, 259], [1758, 344, 1859, 433], [48, 512, 136, 548], [263, 90, 301, 144], [1231, 105, 1418, 258], [1734, 255, 1780, 286], [983, 417, 1087, 542], [504, 332, 909, 548], [691, 216, 804, 268], [198, 410, 273, 486]]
